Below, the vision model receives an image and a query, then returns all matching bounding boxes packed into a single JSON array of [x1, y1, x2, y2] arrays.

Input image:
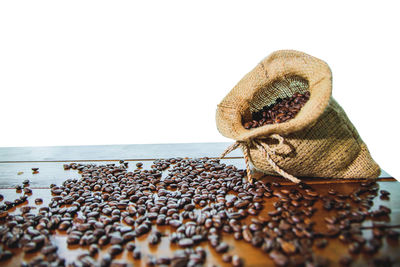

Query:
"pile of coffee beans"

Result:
[[243, 91, 310, 129], [0, 158, 398, 266]]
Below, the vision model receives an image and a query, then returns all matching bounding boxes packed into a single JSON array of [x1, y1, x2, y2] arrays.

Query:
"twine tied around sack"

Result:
[[220, 134, 301, 184]]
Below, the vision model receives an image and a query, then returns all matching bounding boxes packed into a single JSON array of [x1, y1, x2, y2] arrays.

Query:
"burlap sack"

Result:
[[216, 50, 380, 183]]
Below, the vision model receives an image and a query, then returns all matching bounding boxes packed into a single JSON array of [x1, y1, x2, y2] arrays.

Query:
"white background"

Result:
[[1, 1, 399, 179]]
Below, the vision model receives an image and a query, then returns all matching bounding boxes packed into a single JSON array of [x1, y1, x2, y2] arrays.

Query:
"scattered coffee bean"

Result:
[[133, 248, 141, 259], [232, 255, 243, 267], [179, 238, 194, 248], [109, 245, 123, 256], [222, 254, 232, 263], [136, 162, 143, 168], [0, 158, 397, 267]]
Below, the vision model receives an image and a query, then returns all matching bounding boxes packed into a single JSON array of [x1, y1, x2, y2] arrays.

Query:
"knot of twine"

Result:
[[220, 134, 301, 184]]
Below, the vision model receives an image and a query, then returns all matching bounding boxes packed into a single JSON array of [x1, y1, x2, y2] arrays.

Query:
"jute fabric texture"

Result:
[[216, 50, 380, 183]]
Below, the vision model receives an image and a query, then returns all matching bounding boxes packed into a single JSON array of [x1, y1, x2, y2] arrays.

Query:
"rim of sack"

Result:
[[216, 50, 332, 142]]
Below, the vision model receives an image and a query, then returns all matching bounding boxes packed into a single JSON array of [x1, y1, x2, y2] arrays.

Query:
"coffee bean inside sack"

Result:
[[243, 91, 310, 129], [0, 159, 398, 266]]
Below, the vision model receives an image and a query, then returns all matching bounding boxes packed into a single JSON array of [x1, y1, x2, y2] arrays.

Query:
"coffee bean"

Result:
[[243, 92, 310, 129], [234, 200, 250, 209], [148, 232, 161, 245], [125, 242, 136, 251], [178, 238, 194, 247], [222, 254, 232, 263], [67, 235, 80, 245], [109, 232, 123, 245], [100, 254, 112, 267], [243, 228, 253, 242], [170, 219, 182, 228], [133, 248, 141, 259], [41, 245, 57, 255], [136, 224, 150, 236], [348, 242, 361, 254], [232, 255, 243, 267], [157, 256, 171, 265], [88, 244, 99, 256], [109, 244, 122, 256], [215, 242, 229, 253], [339, 255, 352, 266], [380, 190, 390, 196], [23, 242, 37, 253], [280, 240, 296, 255], [269, 250, 289, 266], [387, 229, 399, 240]]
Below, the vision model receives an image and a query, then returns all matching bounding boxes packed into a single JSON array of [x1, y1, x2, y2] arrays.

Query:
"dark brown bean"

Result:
[[215, 242, 229, 253], [269, 250, 288, 267], [232, 255, 243, 267], [178, 238, 194, 247], [133, 248, 141, 259]]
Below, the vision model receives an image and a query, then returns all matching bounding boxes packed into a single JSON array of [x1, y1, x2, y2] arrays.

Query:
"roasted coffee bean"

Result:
[[136, 224, 150, 236], [67, 234, 80, 245], [179, 238, 194, 248], [133, 248, 141, 259], [88, 244, 99, 255], [0, 211, 8, 218], [124, 242, 135, 252], [243, 227, 253, 242], [380, 190, 390, 196], [169, 219, 182, 228], [251, 235, 264, 247], [222, 254, 232, 263], [232, 255, 243, 267], [23, 188, 32, 194], [269, 250, 289, 266], [339, 255, 353, 266], [109, 232, 123, 245], [280, 240, 296, 255], [0, 250, 13, 261], [109, 244, 123, 256], [41, 245, 57, 255], [23, 242, 37, 253], [148, 231, 161, 245], [243, 92, 310, 129], [215, 242, 229, 253], [157, 256, 171, 265]]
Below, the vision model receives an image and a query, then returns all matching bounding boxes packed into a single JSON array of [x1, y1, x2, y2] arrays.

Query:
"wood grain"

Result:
[[0, 143, 243, 162]]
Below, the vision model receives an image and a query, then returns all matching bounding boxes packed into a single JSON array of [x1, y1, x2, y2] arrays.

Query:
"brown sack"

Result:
[[216, 50, 380, 183]]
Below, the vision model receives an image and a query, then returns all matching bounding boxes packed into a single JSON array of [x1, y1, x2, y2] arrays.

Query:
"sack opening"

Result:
[[242, 75, 309, 124]]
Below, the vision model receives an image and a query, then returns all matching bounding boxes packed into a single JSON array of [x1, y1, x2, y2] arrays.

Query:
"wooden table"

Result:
[[0, 143, 399, 266]]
